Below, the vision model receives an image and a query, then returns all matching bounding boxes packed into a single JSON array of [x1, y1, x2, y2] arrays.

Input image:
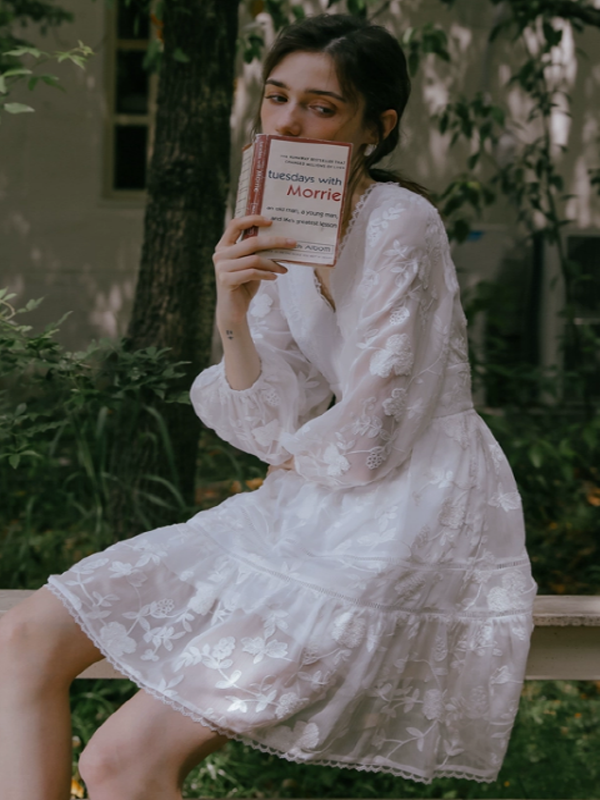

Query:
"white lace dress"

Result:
[[48, 183, 536, 784]]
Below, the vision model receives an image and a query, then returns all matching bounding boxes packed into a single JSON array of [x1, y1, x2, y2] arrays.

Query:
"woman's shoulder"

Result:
[[359, 182, 442, 249], [365, 181, 437, 218]]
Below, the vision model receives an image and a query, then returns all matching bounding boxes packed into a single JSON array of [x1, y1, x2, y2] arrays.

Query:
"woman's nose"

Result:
[[275, 104, 302, 137]]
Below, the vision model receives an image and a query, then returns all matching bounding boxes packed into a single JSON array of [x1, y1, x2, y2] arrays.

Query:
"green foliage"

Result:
[[428, 0, 600, 422], [0, 0, 93, 117], [0, 291, 191, 587], [401, 22, 450, 77], [240, 0, 388, 64], [240, 0, 307, 64], [486, 408, 600, 594], [464, 273, 600, 593]]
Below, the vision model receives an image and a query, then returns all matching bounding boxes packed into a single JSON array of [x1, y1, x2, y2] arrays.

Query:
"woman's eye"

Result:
[[312, 105, 335, 116], [265, 94, 286, 104]]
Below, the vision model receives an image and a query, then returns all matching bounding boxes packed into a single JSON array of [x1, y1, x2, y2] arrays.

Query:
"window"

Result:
[[105, 0, 156, 197]]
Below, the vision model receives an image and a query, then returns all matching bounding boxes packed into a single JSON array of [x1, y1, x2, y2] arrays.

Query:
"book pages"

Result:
[[234, 143, 255, 220]]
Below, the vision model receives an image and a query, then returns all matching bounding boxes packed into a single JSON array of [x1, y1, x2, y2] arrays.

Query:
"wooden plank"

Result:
[[2, 590, 600, 680]]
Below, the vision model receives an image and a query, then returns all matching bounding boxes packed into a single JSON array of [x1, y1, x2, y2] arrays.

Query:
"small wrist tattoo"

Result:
[[225, 329, 234, 340]]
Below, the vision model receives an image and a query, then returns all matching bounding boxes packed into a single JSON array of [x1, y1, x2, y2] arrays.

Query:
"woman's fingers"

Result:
[[217, 253, 288, 281], [229, 233, 297, 258], [218, 215, 275, 249], [217, 264, 281, 289], [213, 216, 296, 316]]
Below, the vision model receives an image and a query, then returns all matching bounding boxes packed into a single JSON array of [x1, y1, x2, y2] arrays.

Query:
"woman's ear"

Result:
[[379, 109, 398, 142]]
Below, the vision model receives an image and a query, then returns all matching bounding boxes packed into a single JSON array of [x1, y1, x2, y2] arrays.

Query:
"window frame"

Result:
[[103, 1, 158, 202]]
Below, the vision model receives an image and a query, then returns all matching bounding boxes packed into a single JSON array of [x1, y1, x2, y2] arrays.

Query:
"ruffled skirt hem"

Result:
[[47, 576, 516, 785]]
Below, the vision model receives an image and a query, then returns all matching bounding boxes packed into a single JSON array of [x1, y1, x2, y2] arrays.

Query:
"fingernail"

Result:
[[286, 239, 296, 245]]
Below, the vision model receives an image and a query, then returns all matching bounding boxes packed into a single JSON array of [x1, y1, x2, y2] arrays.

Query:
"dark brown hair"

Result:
[[258, 14, 431, 203]]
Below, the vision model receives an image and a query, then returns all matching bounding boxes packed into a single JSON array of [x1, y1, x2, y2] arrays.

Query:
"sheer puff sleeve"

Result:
[[190, 280, 332, 464], [280, 191, 459, 488]]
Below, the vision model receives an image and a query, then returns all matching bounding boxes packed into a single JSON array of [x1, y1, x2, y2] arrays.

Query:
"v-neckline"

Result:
[[309, 182, 383, 315]]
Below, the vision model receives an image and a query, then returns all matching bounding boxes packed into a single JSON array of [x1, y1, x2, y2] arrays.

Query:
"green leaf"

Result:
[[452, 218, 471, 243], [2, 102, 35, 114], [408, 51, 420, 77], [9, 454, 20, 469], [2, 67, 33, 78], [143, 39, 162, 73], [467, 152, 480, 170], [528, 444, 544, 469], [0, 76, 6, 94], [57, 54, 86, 69], [3, 47, 42, 58], [172, 47, 190, 63], [24, 298, 43, 312], [347, 0, 367, 17], [490, 106, 505, 126]]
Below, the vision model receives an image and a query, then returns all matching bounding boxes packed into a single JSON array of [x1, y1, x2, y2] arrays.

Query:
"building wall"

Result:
[[1, 0, 599, 352], [1, 0, 143, 349]]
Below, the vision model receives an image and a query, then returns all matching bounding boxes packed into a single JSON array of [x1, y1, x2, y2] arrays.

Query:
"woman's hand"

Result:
[[213, 215, 296, 327]]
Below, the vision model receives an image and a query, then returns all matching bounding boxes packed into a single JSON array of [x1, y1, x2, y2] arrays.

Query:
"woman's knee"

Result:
[[0, 603, 47, 662], [0, 589, 100, 680], [78, 736, 122, 793], [79, 729, 169, 798]]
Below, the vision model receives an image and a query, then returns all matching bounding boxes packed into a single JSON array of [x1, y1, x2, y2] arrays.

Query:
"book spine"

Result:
[[242, 134, 269, 240]]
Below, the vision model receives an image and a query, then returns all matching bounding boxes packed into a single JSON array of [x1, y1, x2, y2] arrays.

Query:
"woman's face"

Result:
[[260, 51, 376, 152]]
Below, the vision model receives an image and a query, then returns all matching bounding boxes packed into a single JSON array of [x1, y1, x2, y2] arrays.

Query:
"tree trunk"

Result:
[[109, 0, 240, 537]]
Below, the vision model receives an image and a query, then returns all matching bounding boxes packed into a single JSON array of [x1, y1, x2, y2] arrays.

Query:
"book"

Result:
[[234, 134, 352, 267]]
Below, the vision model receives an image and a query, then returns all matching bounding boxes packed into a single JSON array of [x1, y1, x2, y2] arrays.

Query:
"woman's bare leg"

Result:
[[0, 587, 103, 800], [79, 689, 229, 800]]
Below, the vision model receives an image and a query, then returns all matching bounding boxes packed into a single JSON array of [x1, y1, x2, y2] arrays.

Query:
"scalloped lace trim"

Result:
[[46, 579, 500, 786]]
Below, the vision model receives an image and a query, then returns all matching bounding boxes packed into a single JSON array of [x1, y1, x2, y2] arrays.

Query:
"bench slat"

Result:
[[2, 590, 600, 680]]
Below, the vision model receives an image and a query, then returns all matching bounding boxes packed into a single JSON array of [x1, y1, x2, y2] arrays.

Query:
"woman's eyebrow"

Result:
[[265, 78, 346, 103]]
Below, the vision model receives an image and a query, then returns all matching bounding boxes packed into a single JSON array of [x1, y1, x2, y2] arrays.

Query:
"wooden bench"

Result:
[[1, 590, 600, 680]]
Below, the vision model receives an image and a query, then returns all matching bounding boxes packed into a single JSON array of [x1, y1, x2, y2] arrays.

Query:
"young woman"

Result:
[[0, 14, 536, 799]]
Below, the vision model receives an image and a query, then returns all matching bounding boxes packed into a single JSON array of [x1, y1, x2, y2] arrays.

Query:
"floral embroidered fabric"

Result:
[[48, 184, 536, 784]]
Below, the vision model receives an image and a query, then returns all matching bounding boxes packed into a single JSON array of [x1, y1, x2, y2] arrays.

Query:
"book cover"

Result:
[[235, 134, 352, 267]]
